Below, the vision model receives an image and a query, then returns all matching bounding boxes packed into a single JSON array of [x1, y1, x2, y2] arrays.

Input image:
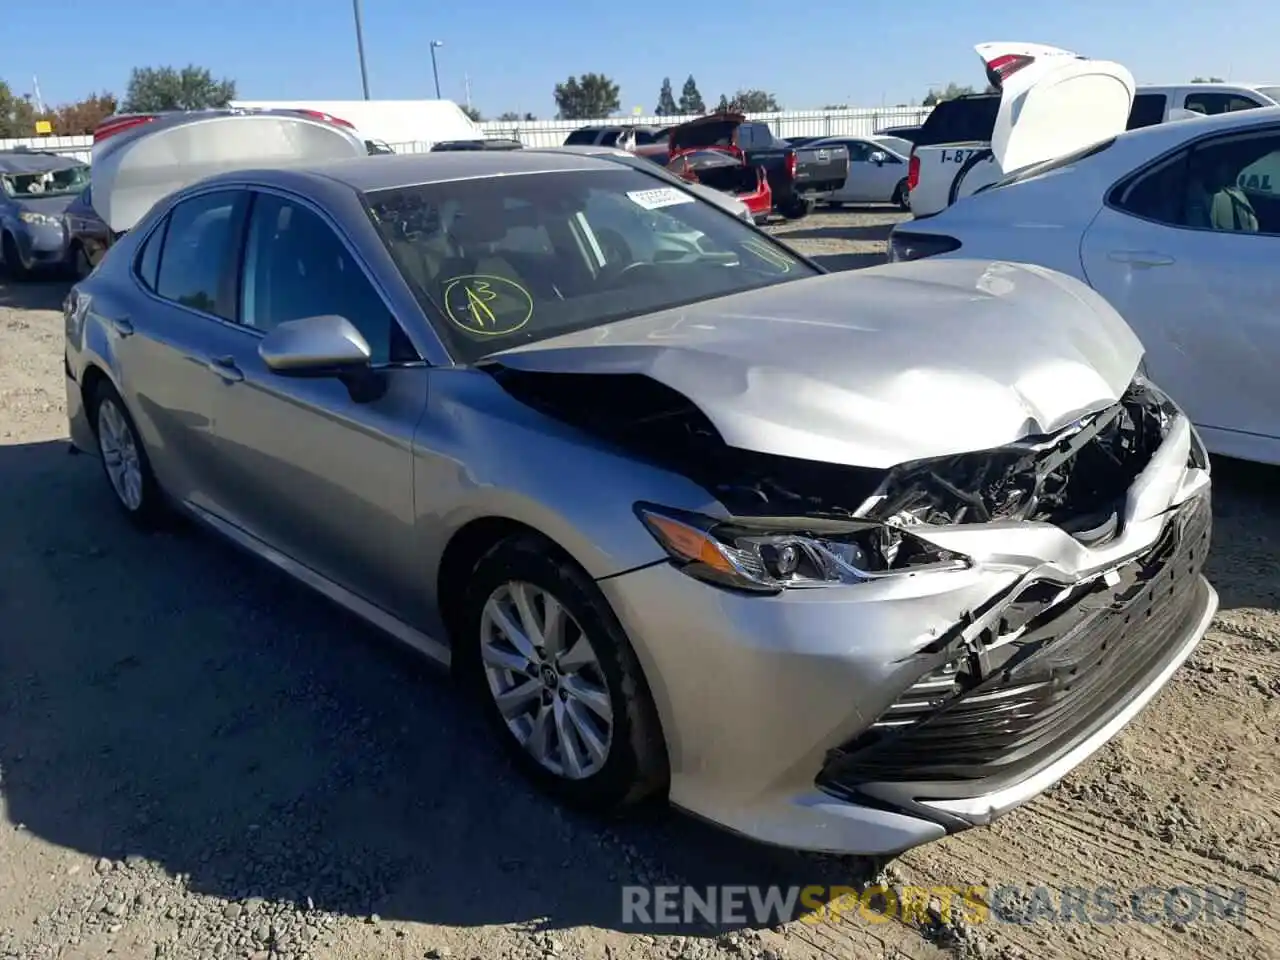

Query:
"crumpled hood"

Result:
[[489, 258, 1144, 469]]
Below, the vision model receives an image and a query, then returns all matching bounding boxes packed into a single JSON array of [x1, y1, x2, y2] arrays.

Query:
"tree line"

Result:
[[547, 73, 783, 122], [0, 65, 236, 138]]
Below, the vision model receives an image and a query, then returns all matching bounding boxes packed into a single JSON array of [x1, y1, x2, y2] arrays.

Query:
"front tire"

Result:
[[2, 233, 31, 280], [459, 534, 668, 812], [90, 380, 164, 528]]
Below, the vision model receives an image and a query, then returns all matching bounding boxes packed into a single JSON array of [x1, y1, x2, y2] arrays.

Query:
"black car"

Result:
[[562, 124, 669, 148], [62, 184, 117, 279]]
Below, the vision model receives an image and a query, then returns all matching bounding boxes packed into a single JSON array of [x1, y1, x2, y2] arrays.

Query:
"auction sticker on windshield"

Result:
[[627, 188, 696, 210]]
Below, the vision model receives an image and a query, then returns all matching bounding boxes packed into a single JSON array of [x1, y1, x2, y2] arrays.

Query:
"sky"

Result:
[[7, 0, 1279, 119]]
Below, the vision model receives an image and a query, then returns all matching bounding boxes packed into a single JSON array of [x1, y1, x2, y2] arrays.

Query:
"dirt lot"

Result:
[[1, 208, 1277, 960]]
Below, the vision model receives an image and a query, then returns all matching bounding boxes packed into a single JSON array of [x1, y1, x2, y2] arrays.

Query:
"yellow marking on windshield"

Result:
[[465, 283, 498, 327], [442, 274, 534, 336]]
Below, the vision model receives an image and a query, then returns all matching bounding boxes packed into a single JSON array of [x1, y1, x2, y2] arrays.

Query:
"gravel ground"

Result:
[[1, 207, 1277, 960]]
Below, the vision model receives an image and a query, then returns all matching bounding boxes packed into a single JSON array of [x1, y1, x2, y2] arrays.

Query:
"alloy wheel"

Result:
[[479, 580, 615, 779], [97, 397, 144, 511]]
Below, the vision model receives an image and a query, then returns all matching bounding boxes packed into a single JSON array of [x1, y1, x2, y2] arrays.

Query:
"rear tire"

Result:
[[781, 195, 815, 220], [89, 380, 165, 529], [893, 179, 910, 211], [458, 533, 668, 813]]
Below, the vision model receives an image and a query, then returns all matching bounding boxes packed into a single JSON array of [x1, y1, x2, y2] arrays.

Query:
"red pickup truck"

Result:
[[665, 113, 850, 219]]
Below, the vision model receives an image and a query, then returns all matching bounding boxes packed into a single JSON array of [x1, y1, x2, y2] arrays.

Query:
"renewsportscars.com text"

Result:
[[621, 884, 1247, 927]]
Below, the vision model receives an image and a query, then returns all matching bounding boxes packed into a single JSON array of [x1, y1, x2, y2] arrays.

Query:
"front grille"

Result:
[[818, 492, 1211, 795]]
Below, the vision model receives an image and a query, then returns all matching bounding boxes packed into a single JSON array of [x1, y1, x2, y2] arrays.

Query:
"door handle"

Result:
[[108, 316, 133, 337], [207, 356, 244, 382], [1108, 250, 1175, 267]]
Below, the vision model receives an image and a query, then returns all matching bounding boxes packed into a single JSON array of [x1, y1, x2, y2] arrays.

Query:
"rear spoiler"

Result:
[[90, 111, 368, 233], [430, 138, 524, 151]]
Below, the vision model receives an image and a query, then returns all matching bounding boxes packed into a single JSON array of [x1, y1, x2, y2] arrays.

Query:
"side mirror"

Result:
[[869, 151, 887, 166], [258, 314, 371, 376]]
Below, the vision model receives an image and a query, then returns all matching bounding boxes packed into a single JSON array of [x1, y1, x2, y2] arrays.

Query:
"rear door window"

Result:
[[1126, 93, 1168, 130], [670, 119, 739, 150], [154, 190, 247, 319], [844, 140, 872, 162], [1184, 91, 1264, 115]]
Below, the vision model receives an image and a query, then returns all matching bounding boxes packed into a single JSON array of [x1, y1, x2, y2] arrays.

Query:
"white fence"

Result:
[[473, 105, 931, 147], [0, 106, 931, 160]]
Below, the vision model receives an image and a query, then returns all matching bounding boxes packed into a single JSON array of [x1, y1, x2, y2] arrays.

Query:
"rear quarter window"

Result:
[[1127, 93, 1168, 130], [134, 217, 168, 292]]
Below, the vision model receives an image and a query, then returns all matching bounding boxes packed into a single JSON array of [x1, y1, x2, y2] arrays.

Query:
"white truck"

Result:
[[906, 43, 1280, 219]]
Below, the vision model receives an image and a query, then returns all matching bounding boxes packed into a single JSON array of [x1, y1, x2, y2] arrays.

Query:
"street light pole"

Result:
[[430, 40, 444, 99], [352, 0, 371, 100]]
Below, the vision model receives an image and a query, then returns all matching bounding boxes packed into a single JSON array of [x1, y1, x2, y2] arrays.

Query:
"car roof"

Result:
[[1049, 104, 1280, 180], [195, 149, 624, 194], [1115, 103, 1280, 149]]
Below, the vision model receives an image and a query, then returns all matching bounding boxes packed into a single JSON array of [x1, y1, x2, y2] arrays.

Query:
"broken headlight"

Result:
[[635, 503, 970, 593]]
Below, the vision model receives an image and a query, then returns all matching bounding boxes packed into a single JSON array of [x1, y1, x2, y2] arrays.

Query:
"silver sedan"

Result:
[[65, 119, 1217, 857]]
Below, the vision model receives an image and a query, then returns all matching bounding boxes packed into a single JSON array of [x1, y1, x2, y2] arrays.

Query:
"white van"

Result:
[[906, 44, 1280, 218]]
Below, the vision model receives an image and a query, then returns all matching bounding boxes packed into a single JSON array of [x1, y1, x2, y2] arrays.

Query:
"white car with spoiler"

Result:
[[907, 42, 1136, 219], [889, 101, 1280, 467]]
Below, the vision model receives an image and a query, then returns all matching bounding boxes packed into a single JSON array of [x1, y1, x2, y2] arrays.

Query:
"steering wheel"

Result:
[[598, 259, 659, 288]]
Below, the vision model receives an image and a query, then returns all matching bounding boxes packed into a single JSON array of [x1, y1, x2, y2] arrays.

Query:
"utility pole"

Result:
[[430, 41, 444, 99], [352, 0, 371, 99]]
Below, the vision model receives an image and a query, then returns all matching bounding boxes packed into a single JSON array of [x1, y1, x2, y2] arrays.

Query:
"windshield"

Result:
[[363, 167, 816, 363], [0, 163, 90, 199]]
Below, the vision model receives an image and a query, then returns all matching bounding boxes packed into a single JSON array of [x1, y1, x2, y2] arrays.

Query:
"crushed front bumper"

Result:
[[817, 490, 1215, 831], [599, 399, 1216, 857]]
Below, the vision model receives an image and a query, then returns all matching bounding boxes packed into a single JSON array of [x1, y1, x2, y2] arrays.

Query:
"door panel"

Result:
[[1082, 126, 1280, 449], [1081, 206, 1280, 444], [206, 190, 428, 620], [110, 191, 246, 509], [209, 348, 428, 620]]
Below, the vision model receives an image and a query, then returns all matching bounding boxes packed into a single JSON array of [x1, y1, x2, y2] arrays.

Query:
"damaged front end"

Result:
[[815, 486, 1211, 823], [853, 377, 1199, 544], [491, 364, 1213, 824], [490, 365, 1198, 555]]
